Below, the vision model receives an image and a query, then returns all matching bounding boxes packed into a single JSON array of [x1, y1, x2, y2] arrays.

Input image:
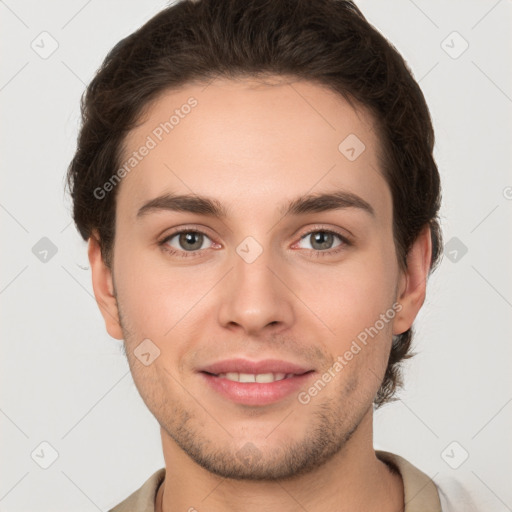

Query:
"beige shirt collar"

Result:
[[109, 450, 441, 512]]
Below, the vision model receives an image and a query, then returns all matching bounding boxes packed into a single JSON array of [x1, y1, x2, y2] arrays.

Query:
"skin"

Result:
[[89, 76, 431, 512]]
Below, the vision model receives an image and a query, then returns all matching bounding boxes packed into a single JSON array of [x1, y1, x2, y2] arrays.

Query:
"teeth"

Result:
[[256, 372, 287, 383], [217, 372, 289, 383], [256, 373, 277, 383]]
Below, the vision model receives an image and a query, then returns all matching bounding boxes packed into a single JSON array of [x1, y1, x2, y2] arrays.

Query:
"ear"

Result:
[[88, 232, 124, 340], [393, 224, 432, 336]]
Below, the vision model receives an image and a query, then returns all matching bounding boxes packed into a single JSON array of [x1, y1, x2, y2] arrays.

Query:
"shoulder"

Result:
[[436, 474, 481, 512], [108, 467, 166, 512], [377, 450, 482, 512], [376, 450, 441, 511]]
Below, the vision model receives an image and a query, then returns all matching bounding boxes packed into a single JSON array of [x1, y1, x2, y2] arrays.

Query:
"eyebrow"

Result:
[[136, 190, 375, 219]]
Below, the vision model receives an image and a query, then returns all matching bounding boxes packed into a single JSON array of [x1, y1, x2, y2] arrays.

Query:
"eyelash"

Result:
[[158, 226, 352, 259]]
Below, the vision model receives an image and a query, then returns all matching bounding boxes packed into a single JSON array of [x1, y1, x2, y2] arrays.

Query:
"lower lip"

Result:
[[200, 372, 315, 406]]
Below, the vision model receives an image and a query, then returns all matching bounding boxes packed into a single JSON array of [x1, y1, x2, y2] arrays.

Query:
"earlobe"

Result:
[[392, 225, 432, 336], [88, 233, 124, 340]]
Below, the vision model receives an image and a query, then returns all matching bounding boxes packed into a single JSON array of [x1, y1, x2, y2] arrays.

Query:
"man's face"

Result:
[[102, 77, 406, 479]]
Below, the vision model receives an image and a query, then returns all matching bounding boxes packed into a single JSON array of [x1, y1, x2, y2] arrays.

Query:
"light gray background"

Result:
[[1, 0, 511, 510]]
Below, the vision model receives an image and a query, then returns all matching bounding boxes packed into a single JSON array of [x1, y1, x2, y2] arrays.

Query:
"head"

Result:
[[66, 0, 442, 480]]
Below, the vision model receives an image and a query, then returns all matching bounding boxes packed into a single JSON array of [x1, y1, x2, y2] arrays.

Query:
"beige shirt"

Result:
[[109, 450, 442, 512]]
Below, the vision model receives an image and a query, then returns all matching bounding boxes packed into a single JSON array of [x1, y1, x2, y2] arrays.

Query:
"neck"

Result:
[[156, 409, 403, 512]]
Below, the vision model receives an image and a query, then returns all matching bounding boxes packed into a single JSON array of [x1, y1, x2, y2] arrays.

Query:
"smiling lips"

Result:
[[216, 372, 294, 383], [199, 358, 316, 405], [200, 358, 313, 376]]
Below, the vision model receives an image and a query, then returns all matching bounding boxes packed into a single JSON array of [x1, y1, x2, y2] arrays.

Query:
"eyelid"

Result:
[[158, 223, 353, 258], [159, 224, 216, 242], [159, 224, 351, 243], [295, 224, 353, 244]]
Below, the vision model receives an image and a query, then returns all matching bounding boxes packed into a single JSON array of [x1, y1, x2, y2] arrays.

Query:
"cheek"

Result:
[[295, 249, 399, 388], [113, 241, 216, 348], [303, 248, 398, 338], [113, 219, 398, 350], [112, 243, 176, 338]]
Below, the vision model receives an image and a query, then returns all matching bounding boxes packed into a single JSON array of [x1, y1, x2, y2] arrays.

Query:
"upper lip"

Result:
[[200, 358, 313, 376]]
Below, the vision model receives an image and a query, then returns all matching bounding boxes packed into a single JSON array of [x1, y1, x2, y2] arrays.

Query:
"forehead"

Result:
[[117, 76, 390, 224]]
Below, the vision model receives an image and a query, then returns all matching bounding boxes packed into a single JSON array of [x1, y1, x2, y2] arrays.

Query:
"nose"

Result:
[[217, 241, 295, 336]]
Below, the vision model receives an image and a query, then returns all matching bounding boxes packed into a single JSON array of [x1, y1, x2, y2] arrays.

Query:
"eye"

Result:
[[296, 229, 349, 254], [161, 230, 214, 255], [158, 227, 351, 259]]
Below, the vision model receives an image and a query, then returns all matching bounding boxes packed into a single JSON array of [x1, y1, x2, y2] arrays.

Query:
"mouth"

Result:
[[198, 359, 316, 406], [205, 371, 305, 383]]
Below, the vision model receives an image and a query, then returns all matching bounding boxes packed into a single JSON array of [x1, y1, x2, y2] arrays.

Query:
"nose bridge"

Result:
[[217, 235, 294, 333]]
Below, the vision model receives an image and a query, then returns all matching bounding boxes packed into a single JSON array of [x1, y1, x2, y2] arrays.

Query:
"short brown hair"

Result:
[[66, 0, 442, 408]]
